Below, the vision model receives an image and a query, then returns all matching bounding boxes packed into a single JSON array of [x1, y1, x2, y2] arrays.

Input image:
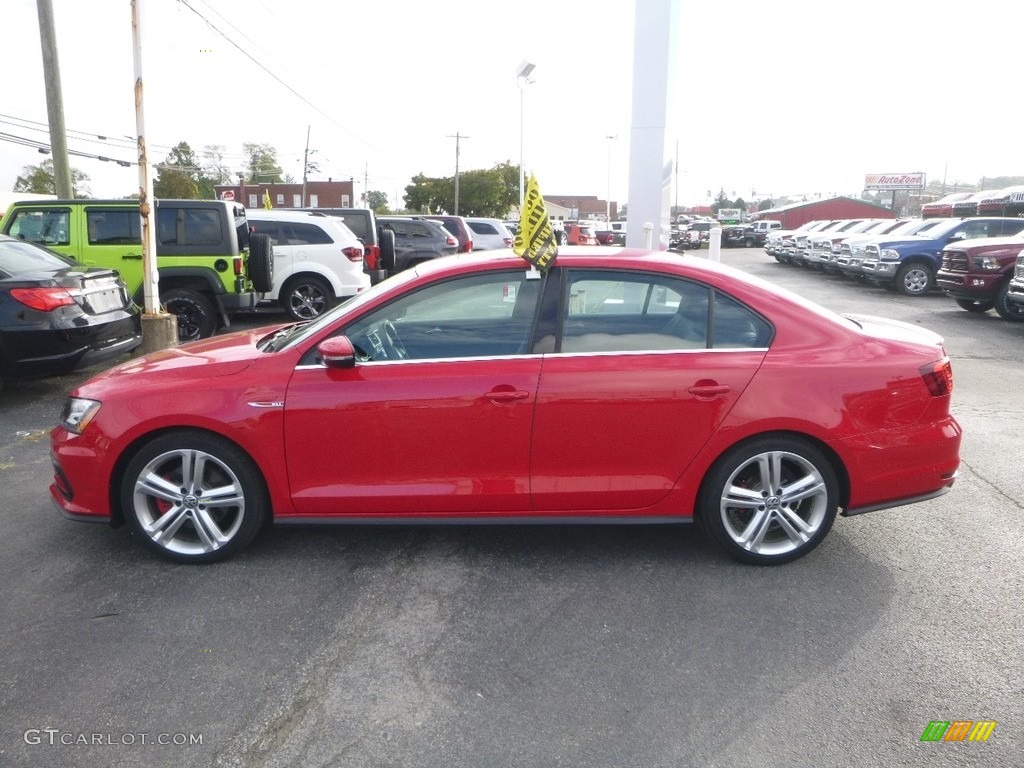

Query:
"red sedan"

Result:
[[50, 249, 961, 565]]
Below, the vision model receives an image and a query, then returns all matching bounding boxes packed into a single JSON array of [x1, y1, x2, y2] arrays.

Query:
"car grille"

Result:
[[1016, 255, 1024, 279], [940, 251, 968, 272]]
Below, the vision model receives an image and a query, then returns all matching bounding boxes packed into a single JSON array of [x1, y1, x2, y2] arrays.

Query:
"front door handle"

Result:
[[486, 387, 531, 404]]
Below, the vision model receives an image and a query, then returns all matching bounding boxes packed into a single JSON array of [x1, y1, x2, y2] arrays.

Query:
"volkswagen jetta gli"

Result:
[[50, 249, 962, 565]]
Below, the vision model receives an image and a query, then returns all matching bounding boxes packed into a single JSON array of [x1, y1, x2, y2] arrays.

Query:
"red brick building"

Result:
[[545, 194, 618, 221], [754, 196, 895, 229], [214, 179, 355, 209]]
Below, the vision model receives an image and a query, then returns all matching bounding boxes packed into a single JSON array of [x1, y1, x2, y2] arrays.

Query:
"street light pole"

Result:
[[605, 134, 617, 222], [516, 60, 536, 211]]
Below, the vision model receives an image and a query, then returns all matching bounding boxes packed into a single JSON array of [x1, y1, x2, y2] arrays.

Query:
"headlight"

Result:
[[60, 398, 101, 434], [974, 255, 1001, 272], [880, 249, 901, 261]]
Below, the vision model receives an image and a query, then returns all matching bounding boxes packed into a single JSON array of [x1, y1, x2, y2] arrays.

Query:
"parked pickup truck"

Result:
[[1006, 250, 1024, 310], [743, 219, 782, 248], [859, 217, 1024, 296], [936, 234, 1024, 320]]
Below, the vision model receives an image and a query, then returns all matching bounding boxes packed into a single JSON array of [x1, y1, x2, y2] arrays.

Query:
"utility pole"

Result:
[[301, 125, 310, 207], [36, 0, 72, 198], [132, 0, 176, 351], [447, 132, 469, 215]]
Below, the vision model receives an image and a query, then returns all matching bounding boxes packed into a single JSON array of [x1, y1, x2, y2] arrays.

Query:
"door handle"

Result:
[[122, 253, 143, 260], [688, 383, 730, 398], [486, 388, 531, 404]]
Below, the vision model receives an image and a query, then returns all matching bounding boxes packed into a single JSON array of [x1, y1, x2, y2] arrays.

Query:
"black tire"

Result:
[[699, 435, 839, 565], [895, 262, 934, 296], [994, 280, 1024, 322], [378, 228, 397, 273], [745, 237, 755, 247], [161, 288, 217, 342], [248, 232, 275, 292], [281, 274, 334, 321], [120, 430, 269, 563], [955, 298, 994, 313]]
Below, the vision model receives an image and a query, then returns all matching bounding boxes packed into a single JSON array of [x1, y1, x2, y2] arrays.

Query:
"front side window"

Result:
[[341, 270, 542, 361], [6, 209, 71, 246]]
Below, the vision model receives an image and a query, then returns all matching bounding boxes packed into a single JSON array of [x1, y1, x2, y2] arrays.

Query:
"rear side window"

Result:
[[87, 209, 140, 244], [158, 207, 223, 246], [410, 223, 431, 239], [284, 222, 333, 245], [5, 208, 71, 246], [250, 220, 284, 245], [469, 222, 498, 235]]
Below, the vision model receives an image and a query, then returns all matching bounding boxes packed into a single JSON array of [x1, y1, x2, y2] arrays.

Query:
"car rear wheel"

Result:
[[699, 436, 839, 565], [248, 232, 275, 292], [161, 288, 217, 342], [895, 262, 934, 296], [955, 298, 994, 313], [282, 275, 333, 321], [994, 281, 1024, 322], [121, 431, 268, 563]]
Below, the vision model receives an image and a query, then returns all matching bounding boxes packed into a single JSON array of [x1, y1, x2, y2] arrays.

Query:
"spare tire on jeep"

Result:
[[378, 227, 397, 273], [248, 233, 274, 292]]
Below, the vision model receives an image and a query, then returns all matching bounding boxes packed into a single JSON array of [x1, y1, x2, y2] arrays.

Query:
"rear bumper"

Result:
[[841, 415, 962, 514]]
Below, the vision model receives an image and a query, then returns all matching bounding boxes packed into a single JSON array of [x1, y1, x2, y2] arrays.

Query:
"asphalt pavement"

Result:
[[1, 248, 1021, 768]]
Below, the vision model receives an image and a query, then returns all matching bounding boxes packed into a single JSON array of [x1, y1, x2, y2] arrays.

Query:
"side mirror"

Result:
[[318, 336, 357, 369]]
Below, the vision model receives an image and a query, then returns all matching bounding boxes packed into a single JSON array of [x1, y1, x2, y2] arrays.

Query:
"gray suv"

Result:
[[377, 217, 459, 271]]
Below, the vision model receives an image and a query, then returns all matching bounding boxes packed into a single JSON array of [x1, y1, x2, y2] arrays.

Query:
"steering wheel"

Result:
[[378, 319, 408, 360]]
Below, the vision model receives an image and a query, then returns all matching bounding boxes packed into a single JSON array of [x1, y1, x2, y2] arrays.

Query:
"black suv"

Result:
[[377, 217, 459, 270]]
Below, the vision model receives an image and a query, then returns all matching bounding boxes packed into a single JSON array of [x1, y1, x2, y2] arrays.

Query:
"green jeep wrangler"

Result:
[[1, 199, 274, 341]]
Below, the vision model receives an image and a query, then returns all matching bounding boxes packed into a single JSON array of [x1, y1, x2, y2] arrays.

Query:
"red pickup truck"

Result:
[[936, 235, 1024, 320]]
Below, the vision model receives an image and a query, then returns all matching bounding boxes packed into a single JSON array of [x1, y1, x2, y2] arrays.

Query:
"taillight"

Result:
[[234, 256, 244, 276], [10, 287, 76, 311], [446, 235, 457, 247], [365, 245, 380, 270], [465, 239, 473, 252], [920, 358, 953, 396], [503, 237, 513, 247], [342, 246, 363, 263]]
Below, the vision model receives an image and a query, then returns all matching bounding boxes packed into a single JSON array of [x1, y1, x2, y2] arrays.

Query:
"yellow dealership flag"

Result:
[[263, 189, 272, 209], [512, 174, 558, 271]]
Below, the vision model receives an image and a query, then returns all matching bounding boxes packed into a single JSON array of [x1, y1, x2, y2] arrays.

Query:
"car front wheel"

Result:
[[121, 431, 269, 563], [994, 281, 1024, 322], [895, 262, 934, 296], [699, 436, 839, 565]]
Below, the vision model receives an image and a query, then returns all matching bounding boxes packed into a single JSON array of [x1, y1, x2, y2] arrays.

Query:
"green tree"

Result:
[[404, 162, 520, 218], [154, 142, 200, 199], [365, 190, 389, 213], [13, 158, 91, 197], [243, 143, 283, 183], [758, 199, 774, 211]]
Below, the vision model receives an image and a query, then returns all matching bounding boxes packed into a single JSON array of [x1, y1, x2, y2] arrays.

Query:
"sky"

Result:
[[2, 0, 1021, 211]]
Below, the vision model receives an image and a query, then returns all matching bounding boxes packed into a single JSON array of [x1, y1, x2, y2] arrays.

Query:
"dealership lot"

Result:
[[1, 247, 1021, 767]]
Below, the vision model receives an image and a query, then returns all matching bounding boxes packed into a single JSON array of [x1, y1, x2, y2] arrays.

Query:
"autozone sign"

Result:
[[864, 173, 927, 190]]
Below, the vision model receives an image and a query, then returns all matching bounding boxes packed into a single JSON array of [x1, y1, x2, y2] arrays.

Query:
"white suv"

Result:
[[464, 217, 514, 250], [246, 210, 370, 320]]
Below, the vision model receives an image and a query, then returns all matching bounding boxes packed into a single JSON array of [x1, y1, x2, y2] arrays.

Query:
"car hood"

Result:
[[87, 326, 278, 385], [845, 314, 945, 348], [869, 234, 940, 249]]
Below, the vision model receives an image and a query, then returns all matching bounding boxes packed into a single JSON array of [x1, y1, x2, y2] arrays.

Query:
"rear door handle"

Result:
[[688, 384, 731, 398]]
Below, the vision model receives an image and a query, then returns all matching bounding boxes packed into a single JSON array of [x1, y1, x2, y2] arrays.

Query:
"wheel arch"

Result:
[[107, 426, 274, 528], [692, 429, 851, 520]]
